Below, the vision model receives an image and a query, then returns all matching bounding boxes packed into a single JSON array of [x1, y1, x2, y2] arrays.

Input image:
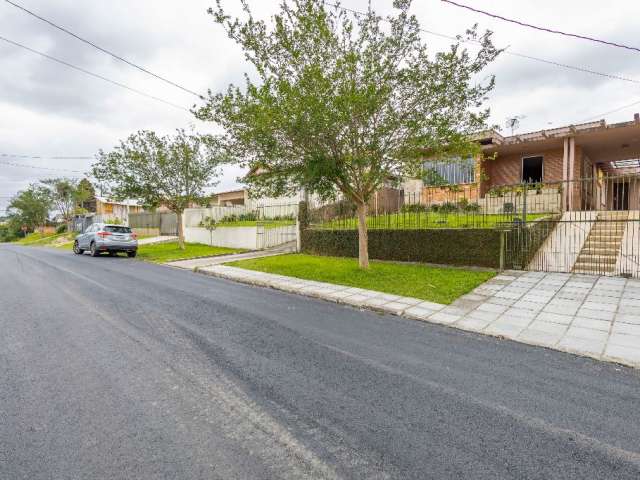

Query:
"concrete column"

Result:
[[562, 138, 569, 211], [568, 137, 576, 210]]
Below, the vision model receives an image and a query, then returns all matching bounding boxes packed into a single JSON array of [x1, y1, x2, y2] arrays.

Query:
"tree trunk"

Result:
[[356, 202, 369, 269], [176, 210, 185, 250]]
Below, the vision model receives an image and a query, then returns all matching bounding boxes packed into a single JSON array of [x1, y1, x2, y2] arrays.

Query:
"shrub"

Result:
[[400, 203, 427, 213], [503, 202, 514, 214], [463, 202, 481, 213], [55, 224, 67, 234], [439, 201, 459, 213]]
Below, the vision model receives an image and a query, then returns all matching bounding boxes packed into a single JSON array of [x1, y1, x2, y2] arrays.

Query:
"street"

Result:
[[1, 245, 640, 479]]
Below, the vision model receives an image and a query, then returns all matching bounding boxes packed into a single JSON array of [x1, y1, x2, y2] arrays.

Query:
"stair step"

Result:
[[573, 262, 616, 271], [576, 255, 618, 264]]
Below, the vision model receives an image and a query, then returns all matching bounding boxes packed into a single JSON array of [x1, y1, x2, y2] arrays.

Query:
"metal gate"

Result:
[[256, 203, 298, 250], [503, 175, 640, 278]]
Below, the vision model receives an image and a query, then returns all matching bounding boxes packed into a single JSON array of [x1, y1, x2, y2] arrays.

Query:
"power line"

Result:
[[327, 2, 640, 86], [440, 0, 640, 53], [3, 0, 206, 99], [0, 153, 93, 160], [0, 159, 86, 173], [579, 99, 640, 123], [0, 35, 191, 112]]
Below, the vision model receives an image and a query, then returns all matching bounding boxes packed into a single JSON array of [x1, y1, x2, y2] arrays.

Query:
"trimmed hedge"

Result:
[[301, 228, 502, 268]]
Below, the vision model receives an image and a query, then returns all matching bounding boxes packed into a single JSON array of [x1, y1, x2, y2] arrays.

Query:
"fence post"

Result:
[[499, 229, 506, 271]]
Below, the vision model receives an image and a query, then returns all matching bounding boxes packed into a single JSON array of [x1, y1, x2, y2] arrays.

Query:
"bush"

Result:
[[301, 228, 502, 268], [439, 201, 459, 213], [503, 203, 514, 214], [400, 203, 427, 213], [463, 202, 481, 213], [55, 224, 67, 234]]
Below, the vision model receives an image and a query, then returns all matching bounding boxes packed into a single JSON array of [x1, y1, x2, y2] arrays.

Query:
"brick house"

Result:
[[409, 114, 640, 213]]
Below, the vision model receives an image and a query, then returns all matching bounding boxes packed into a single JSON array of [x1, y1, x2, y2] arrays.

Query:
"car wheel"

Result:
[[73, 241, 84, 255], [90, 242, 100, 257], [127, 250, 137, 258]]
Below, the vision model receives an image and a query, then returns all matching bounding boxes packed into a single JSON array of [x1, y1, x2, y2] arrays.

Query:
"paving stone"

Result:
[[403, 306, 436, 320], [476, 303, 509, 314], [604, 345, 640, 365], [518, 329, 563, 347], [459, 293, 489, 302], [485, 297, 517, 307], [415, 301, 445, 312], [607, 334, 640, 349], [581, 302, 618, 312], [513, 300, 547, 312], [494, 290, 525, 300], [611, 323, 640, 336], [565, 326, 609, 342], [455, 317, 492, 332], [528, 320, 568, 336], [502, 308, 538, 320], [363, 297, 393, 307], [466, 309, 501, 322], [585, 295, 620, 305], [494, 314, 532, 327], [557, 336, 605, 356], [341, 294, 370, 306], [536, 312, 574, 325], [429, 312, 462, 324], [615, 313, 640, 325], [494, 274, 517, 281], [395, 297, 423, 306], [570, 317, 611, 332], [377, 301, 408, 314], [378, 293, 402, 301], [440, 306, 471, 316], [485, 321, 525, 338], [543, 304, 580, 316], [578, 308, 615, 321]]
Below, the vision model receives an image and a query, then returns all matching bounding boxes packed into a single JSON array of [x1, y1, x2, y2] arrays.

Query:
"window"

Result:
[[522, 156, 543, 183], [423, 156, 475, 186], [104, 226, 131, 233]]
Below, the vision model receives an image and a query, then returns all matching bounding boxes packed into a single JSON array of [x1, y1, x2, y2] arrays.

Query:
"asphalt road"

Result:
[[1, 245, 640, 480]]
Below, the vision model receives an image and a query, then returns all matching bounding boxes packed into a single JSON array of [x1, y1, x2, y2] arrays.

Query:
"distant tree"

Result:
[[92, 129, 223, 249], [76, 178, 96, 212], [41, 178, 81, 229], [7, 184, 52, 232], [198, 0, 499, 268]]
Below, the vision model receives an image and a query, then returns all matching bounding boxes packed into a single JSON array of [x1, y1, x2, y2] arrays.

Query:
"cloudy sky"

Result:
[[1, 0, 639, 214]]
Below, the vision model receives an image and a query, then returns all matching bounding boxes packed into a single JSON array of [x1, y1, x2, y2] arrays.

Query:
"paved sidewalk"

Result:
[[199, 266, 640, 368], [166, 243, 296, 270]]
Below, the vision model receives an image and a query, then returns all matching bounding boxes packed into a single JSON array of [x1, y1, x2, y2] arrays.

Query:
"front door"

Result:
[[613, 182, 629, 211]]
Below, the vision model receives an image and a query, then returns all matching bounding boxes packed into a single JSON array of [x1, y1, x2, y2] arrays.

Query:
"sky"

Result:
[[1, 0, 640, 214]]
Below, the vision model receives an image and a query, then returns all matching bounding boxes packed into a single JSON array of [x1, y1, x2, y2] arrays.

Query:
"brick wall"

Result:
[[483, 147, 565, 189]]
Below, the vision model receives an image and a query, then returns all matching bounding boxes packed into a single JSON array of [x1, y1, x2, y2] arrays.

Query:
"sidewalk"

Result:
[[166, 242, 296, 270], [198, 265, 640, 369]]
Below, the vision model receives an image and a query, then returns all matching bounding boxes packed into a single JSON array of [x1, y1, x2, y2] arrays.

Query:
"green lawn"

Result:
[[15, 231, 74, 246], [136, 241, 245, 263], [319, 212, 548, 230], [227, 253, 495, 304]]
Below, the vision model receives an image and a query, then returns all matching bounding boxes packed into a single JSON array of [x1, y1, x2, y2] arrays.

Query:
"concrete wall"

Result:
[[185, 226, 259, 250]]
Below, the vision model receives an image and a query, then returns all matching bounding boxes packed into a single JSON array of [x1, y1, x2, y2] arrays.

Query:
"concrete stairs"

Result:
[[573, 211, 628, 274]]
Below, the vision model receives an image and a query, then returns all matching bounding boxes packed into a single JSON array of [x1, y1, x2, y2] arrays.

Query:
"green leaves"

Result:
[[200, 0, 498, 204], [91, 129, 224, 213]]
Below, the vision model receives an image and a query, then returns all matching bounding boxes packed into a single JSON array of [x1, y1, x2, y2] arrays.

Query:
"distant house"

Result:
[[95, 196, 145, 224]]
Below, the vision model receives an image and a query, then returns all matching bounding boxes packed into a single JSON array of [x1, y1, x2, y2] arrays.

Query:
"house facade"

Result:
[[409, 114, 640, 214]]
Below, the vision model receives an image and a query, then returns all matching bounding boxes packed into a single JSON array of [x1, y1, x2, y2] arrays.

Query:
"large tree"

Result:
[[7, 184, 52, 233], [41, 178, 81, 229], [92, 129, 223, 249], [197, 0, 499, 268]]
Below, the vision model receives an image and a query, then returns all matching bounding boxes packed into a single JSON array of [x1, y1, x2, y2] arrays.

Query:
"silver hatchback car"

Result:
[[73, 223, 138, 257]]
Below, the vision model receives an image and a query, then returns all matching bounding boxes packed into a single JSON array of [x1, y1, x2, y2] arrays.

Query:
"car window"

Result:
[[104, 226, 132, 234], [85, 225, 95, 233]]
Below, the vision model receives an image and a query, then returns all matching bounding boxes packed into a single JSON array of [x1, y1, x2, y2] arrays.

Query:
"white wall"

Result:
[[185, 226, 259, 250]]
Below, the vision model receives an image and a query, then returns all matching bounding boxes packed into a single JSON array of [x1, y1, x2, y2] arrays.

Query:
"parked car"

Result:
[[73, 223, 138, 257]]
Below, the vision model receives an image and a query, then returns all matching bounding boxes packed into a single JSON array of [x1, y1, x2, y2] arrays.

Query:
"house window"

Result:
[[522, 156, 543, 183], [423, 156, 475, 186]]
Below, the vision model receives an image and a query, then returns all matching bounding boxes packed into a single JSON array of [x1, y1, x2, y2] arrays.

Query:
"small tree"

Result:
[[199, 216, 218, 245], [8, 184, 52, 232], [92, 129, 223, 249], [198, 0, 499, 268], [41, 178, 79, 230]]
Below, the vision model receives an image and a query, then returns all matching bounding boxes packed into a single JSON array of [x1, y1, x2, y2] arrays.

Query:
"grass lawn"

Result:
[[15, 232, 74, 246], [227, 253, 495, 304], [320, 212, 548, 230], [136, 241, 246, 263]]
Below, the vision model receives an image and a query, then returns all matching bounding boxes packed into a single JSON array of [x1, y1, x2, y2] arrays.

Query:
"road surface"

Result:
[[1, 245, 639, 479]]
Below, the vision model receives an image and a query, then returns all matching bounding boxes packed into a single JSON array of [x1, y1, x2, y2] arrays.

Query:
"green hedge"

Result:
[[301, 228, 502, 268]]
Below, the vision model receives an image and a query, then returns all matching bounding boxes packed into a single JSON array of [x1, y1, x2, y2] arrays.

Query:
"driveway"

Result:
[[1, 245, 640, 479]]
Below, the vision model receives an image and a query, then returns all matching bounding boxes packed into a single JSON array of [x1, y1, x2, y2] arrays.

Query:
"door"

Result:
[[613, 182, 629, 211]]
